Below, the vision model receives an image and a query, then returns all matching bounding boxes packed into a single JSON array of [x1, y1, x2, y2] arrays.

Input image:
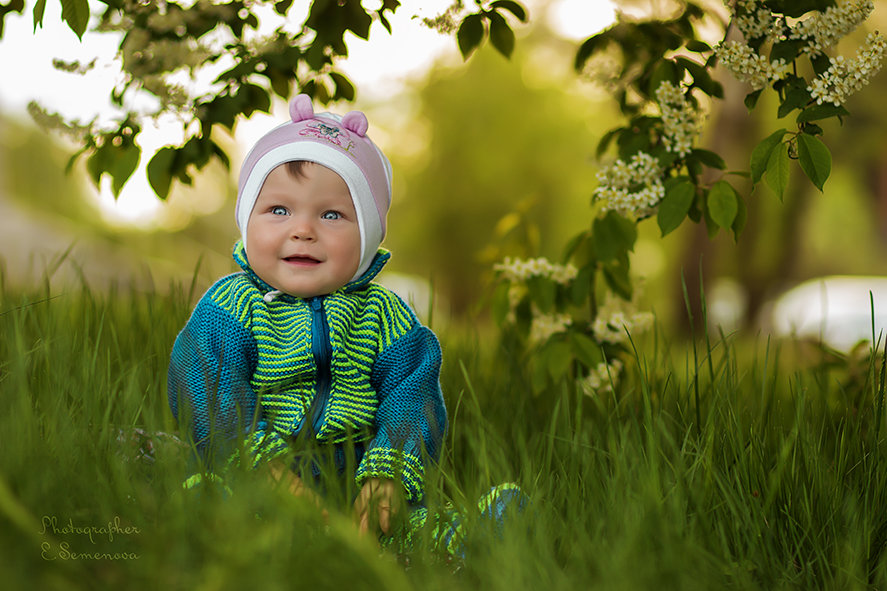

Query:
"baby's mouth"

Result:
[[283, 255, 321, 265]]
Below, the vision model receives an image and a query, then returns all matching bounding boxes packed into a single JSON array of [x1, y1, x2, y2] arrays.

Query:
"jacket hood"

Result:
[[232, 240, 390, 301]]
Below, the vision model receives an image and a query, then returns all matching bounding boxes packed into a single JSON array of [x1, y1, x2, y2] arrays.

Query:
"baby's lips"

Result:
[[284, 255, 321, 264]]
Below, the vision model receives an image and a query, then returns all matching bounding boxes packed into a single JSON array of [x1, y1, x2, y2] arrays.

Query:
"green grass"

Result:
[[3, 272, 887, 590]]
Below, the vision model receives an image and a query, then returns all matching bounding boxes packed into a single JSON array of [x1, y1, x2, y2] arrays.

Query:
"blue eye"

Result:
[[321, 211, 341, 220], [271, 206, 288, 216]]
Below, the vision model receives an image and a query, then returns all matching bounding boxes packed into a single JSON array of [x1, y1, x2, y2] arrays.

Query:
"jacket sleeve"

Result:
[[358, 323, 447, 503], [167, 295, 289, 487]]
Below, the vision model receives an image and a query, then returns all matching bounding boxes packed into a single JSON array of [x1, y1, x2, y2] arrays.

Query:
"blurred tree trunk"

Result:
[[673, 73, 752, 336], [739, 180, 811, 329], [672, 74, 816, 336], [866, 152, 887, 245]]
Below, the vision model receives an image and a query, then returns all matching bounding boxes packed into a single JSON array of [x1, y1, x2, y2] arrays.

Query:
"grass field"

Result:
[[2, 271, 887, 590]]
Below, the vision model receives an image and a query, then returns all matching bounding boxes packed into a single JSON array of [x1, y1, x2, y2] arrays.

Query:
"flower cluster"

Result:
[[494, 257, 578, 285], [579, 359, 624, 396], [714, 40, 790, 90], [592, 309, 654, 344], [655, 81, 704, 158], [791, 0, 874, 56], [594, 152, 665, 218], [529, 312, 573, 344], [808, 31, 887, 105], [732, 0, 782, 42]]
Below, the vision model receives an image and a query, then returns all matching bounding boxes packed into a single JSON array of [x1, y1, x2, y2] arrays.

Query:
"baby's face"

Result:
[[246, 163, 361, 299]]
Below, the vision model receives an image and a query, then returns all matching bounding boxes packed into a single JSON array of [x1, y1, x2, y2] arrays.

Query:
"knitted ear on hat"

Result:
[[289, 94, 315, 122], [341, 111, 368, 136]]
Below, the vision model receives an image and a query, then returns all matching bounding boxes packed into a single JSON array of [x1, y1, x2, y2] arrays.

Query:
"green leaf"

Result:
[[707, 180, 738, 229], [274, 0, 294, 16], [488, 12, 515, 58], [457, 13, 485, 60], [732, 191, 748, 241], [111, 143, 141, 197], [60, 0, 89, 38], [796, 103, 850, 124], [491, 0, 528, 22], [702, 198, 719, 239], [545, 339, 573, 381], [343, 2, 373, 40], [269, 70, 291, 99], [240, 83, 271, 117], [570, 265, 594, 306], [765, 142, 790, 200], [530, 356, 549, 393], [769, 39, 805, 64], [616, 126, 652, 160], [678, 57, 722, 98], [490, 281, 512, 326], [648, 60, 679, 96], [574, 35, 602, 71], [750, 128, 787, 184], [744, 89, 763, 111], [686, 40, 711, 53], [526, 276, 556, 314], [86, 144, 112, 187], [570, 332, 603, 368], [796, 133, 831, 191], [777, 82, 811, 118], [692, 148, 726, 170], [329, 72, 355, 101], [379, 10, 393, 34], [32, 0, 46, 30], [595, 128, 621, 158], [65, 142, 92, 174], [147, 147, 177, 200], [657, 179, 695, 236], [592, 211, 637, 262], [811, 53, 831, 76], [602, 255, 632, 300], [211, 141, 231, 169], [776, 0, 834, 18]]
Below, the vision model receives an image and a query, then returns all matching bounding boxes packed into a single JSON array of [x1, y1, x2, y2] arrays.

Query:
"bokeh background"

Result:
[[2, 0, 887, 345]]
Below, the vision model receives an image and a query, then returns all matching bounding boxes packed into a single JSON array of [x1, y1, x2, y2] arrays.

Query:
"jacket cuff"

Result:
[[228, 427, 290, 470], [355, 447, 425, 503], [183, 428, 289, 491], [182, 472, 233, 496]]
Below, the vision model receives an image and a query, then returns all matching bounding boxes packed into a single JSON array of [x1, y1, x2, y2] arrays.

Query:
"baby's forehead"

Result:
[[254, 163, 354, 205], [278, 159, 340, 178]]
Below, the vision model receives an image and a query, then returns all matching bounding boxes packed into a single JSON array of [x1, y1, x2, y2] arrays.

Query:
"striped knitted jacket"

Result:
[[167, 242, 446, 503]]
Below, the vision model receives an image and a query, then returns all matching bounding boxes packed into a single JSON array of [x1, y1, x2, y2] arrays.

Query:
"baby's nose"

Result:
[[289, 217, 316, 240]]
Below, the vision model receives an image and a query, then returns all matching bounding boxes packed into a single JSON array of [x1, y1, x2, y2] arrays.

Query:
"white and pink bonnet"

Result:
[[235, 94, 393, 281]]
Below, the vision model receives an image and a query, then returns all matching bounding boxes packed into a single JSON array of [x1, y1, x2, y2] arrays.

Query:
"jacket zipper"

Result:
[[308, 296, 332, 436]]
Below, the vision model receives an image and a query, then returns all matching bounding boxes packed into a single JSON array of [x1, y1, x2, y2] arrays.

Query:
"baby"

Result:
[[167, 95, 447, 536]]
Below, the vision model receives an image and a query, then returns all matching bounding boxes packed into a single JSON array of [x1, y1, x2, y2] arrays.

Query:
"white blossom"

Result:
[[494, 257, 578, 285], [808, 31, 887, 105], [730, 0, 783, 43], [655, 81, 704, 158], [791, 0, 874, 56], [714, 40, 790, 90], [594, 152, 665, 218], [580, 359, 624, 395], [529, 312, 573, 344], [592, 309, 654, 344]]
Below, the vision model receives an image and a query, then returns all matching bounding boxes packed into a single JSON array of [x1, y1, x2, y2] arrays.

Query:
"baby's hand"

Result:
[[268, 460, 328, 520], [353, 478, 403, 536]]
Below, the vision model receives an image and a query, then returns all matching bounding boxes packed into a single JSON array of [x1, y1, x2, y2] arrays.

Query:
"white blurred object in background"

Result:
[[770, 276, 887, 351]]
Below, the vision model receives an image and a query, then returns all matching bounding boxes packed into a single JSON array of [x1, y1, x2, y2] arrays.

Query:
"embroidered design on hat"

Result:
[[300, 122, 355, 153]]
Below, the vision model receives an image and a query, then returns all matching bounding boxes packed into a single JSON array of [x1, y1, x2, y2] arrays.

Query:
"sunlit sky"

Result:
[[0, 0, 616, 225]]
